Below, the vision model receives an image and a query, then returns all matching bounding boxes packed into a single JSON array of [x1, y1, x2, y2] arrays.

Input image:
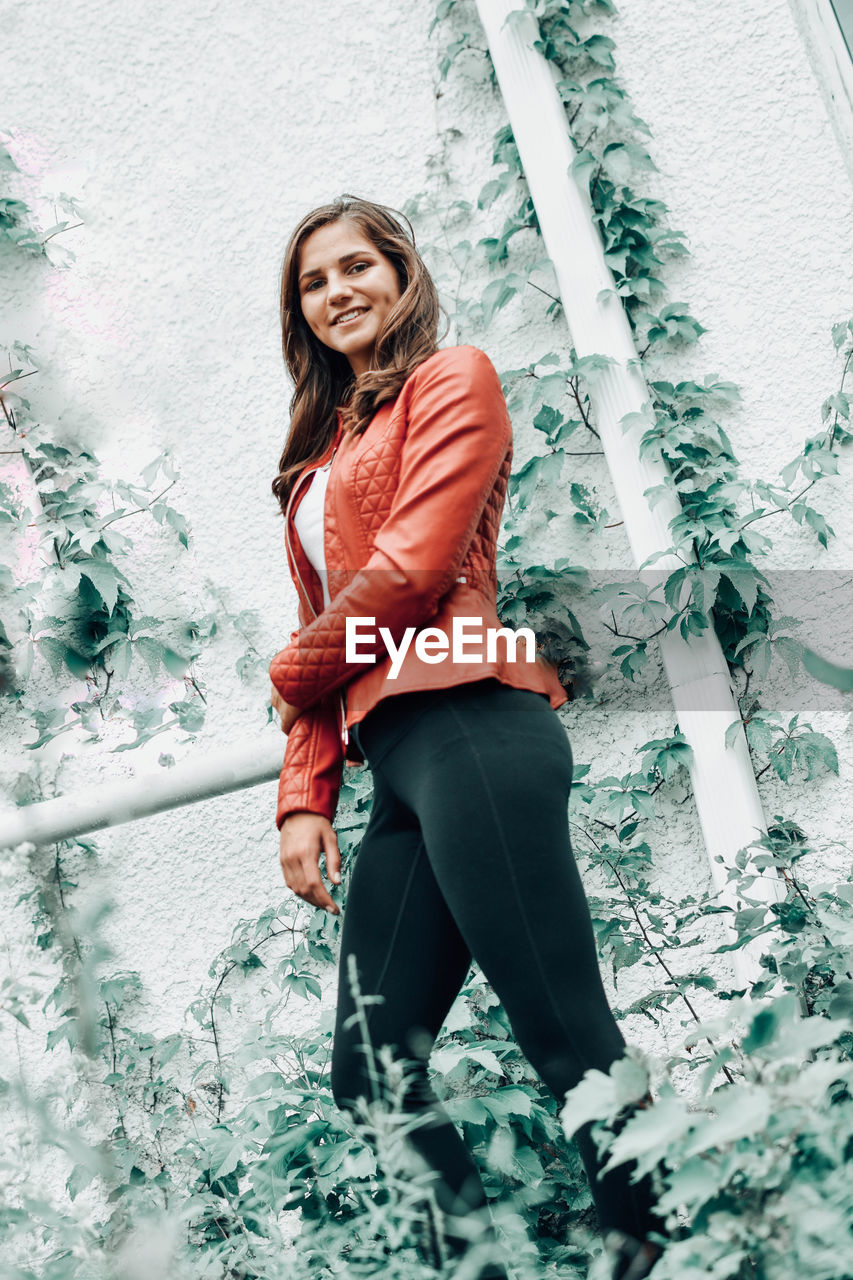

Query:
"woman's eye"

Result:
[[350, 261, 369, 273]]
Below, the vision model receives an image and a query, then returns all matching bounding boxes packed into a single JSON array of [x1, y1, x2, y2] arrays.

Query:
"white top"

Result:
[[293, 461, 332, 609]]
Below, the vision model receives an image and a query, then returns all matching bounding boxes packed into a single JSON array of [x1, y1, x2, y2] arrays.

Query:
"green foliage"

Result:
[[4, 1, 853, 1277], [562, 820, 853, 1276]]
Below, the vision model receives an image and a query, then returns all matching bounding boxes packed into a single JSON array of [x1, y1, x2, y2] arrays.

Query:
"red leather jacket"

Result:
[[269, 344, 567, 830]]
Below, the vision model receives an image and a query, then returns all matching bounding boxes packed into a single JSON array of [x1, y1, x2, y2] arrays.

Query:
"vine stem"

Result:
[[568, 374, 600, 439], [570, 821, 736, 1084], [104, 1001, 128, 1138], [41, 221, 84, 245], [0, 368, 38, 393], [206, 921, 295, 1121], [98, 480, 177, 529]]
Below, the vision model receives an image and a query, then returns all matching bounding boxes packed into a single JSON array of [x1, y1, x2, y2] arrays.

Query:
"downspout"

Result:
[[474, 0, 784, 988]]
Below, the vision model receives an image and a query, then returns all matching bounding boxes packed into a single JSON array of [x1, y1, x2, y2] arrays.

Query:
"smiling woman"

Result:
[[267, 195, 669, 1280]]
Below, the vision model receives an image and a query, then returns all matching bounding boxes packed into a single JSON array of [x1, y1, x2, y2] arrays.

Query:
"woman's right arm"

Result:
[[275, 698, 344, 915]]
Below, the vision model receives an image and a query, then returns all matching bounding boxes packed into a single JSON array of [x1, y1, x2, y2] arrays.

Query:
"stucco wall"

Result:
[[2, 0, 852, 1157]]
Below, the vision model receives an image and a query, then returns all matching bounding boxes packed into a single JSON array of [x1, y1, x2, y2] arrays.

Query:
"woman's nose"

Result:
[[327, 273, 353, 304]]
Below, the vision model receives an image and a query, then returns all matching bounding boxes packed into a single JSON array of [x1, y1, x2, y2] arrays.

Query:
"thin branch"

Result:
[[41, 221, 84, 246], [0, 369, 38, 393], [526, 279, 561, 305], [98, 481, 177, 530], [571, 821, 735, 1084], [568, 374, 600, 439]]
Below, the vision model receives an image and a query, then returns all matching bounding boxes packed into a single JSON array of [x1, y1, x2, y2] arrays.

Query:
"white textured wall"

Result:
[[2, 0, 852, 1114], [2, 0, 445, 1042]]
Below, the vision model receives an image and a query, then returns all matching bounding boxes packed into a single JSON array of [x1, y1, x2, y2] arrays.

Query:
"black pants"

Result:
[[331, 679, 666, 1274]]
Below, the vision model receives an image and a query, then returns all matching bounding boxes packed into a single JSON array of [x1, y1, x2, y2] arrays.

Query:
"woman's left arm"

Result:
[[269, 345, 512, 710]]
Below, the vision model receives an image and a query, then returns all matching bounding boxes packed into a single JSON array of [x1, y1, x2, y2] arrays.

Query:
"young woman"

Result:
[[269, 195, 668, 1280]]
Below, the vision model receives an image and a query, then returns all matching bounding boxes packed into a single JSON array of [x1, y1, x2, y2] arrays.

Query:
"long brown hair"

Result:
[[271, 194, 444, 514]]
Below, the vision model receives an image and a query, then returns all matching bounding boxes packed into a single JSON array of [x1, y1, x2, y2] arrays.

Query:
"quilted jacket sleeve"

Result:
[[275, 694, 344, 829], [269, 346, 512, 710]]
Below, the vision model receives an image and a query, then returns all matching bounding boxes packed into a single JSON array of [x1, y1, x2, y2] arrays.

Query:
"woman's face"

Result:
[[297, 221, 403, 378]]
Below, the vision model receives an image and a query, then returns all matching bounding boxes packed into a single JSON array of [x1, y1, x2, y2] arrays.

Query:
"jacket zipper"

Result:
[[284, 443, 349, 751]]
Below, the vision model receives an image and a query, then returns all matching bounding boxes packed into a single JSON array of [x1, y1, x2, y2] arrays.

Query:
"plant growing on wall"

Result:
[[3, 0, 853, 1274]]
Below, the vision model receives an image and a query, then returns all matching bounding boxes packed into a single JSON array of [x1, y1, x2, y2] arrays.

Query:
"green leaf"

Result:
[[681, 1084, 771, 1157], [77, 560, 131, 615], [801, 646, 853, 692], [602, 1092, 690, 1178], [66, 1162, 97, 1201], [561, 1053, 650, 1137], [152, 503, 190, 549], [161, 647, 190, 678], [480, 273, 526, 326]]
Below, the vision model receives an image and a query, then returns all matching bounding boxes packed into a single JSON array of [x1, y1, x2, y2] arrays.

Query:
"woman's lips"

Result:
[[332, 308, 368, 327]]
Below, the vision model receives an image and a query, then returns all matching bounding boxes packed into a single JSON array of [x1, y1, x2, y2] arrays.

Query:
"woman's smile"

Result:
[[332, 307, 369, 326]]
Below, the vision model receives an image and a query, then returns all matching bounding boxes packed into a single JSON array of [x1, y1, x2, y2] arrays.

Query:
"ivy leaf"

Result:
[[438, 33, 470, 81], [77, 560, 131, 615], [171, 699, 206, 734], [821, 391, 849, 422], [602, 1092, 691, 1178], [721, 567, 764, 617], [162, 647, 191, 678], [480, 273, 526, 326], [151, 503, 191, 550], [428, 0, 457, 37], [483, 1086, 535, 1120], [209, 1133, 248, 1182], [66, 1162, 97, 1202], [570, 148, 598, 189], [801, 646, 853, 692], [511, 1143, 545, 1185], [789, 730, 838, 781], [613, 641, 648, 682], [738, 634, 772, 681], [109, 638, 133, 679], [532, 403, 563, 438], [561, 1053, 649, 1137], [772, 636, 803, 678], [681, 1084, 771, 1157], [639, 734, 694, 781]]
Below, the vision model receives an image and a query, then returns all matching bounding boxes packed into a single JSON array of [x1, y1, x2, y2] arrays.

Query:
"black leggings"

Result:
[[330, 679, 666, 1272]]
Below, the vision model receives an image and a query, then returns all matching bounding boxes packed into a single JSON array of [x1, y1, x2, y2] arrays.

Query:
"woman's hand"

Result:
[[270, 682, 301, 734], [279, 811, 341, 915]]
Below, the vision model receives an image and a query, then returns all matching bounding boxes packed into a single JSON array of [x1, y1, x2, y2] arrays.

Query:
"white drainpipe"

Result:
[[474, 0, 784, 988]]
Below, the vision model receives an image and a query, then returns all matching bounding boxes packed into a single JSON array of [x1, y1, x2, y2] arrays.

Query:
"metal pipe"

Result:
[[1, 736, 285, 849]]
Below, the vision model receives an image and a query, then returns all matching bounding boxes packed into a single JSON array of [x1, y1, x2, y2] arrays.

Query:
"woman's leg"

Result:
[[360, 680, 668, 1247], [330, 762, 510, 1277]]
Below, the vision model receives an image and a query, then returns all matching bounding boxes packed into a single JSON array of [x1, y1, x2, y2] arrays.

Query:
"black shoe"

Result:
[[604, 1229, 663, 1280]]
